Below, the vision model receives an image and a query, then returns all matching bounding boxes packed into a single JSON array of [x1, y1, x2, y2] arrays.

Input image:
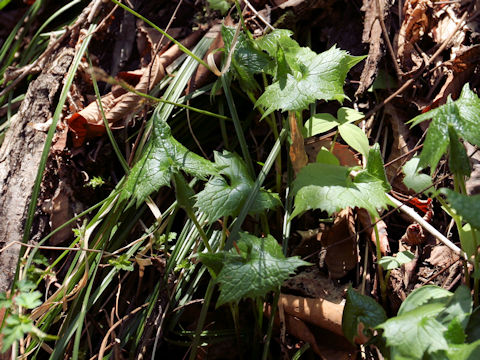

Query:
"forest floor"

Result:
[[1, 0, 480, 359]]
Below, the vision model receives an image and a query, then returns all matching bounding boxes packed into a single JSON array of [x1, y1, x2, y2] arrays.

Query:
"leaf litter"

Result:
[[2, 0, 480, 358]]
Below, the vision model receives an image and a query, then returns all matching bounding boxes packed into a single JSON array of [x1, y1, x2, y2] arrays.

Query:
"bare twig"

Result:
[[387, 194, 467, 260]]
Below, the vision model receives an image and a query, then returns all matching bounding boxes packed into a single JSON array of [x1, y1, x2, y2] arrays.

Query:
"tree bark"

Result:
[[0, 46, 74, 292]]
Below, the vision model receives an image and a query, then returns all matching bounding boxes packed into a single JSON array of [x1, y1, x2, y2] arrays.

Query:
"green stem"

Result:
[[262, 291, 279, 360], [186, 208, 213, 253], [221, 74, 255, 178], [189, 278, 215, 360], [227, 129, 287, 249]]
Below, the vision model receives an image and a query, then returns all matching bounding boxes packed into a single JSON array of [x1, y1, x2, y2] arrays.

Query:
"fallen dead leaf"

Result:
[[67, 29, 203, 147], [320, 208, 358, 279], [305, 139, 361, 167], [357, 208, 390, 255]]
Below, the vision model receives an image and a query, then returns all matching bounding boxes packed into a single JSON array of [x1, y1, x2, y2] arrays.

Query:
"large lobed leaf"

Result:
[[198, 232, 310, 307], [291, 163, 390, 218], [195, 151, 280, 223], [410, 84, 480, 175], [124, 117, 217, 205], [255, 43, 365, 116]]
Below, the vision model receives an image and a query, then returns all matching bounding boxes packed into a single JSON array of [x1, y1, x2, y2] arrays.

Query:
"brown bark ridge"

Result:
[[0, 46, 74, 292]]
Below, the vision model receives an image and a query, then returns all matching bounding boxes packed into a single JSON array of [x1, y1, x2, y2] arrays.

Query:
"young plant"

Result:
[[343, 285, 480, 359]]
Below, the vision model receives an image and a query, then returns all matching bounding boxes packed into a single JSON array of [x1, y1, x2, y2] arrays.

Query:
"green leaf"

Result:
[[402, 157, 434, 194], [207, 0, 231, 14], [15, 280, 36, 293], [448, 125, 471, 177], [378, 251, 415, 270], [256, 29, 298, 59], [398, 285, 452, 315], [338, 123, 370, 157], [195, 151, 280, 223], [256, 45, 365, 116], [437, 285, 472, 329], [459, 223, 477, 258], [0, 292, 12, 308], [410, 84, 480, 175], [124, 117, 217, 205], [212, 232, 310, 307], [444, 318, 466, 344], [316, 147, 340, 165], [378, 304, 449, 359], [173, 172, 195, 210], [222, 26, 273, 90], [466, 306, 480, 342], [443, 189, 480, 230], [1, 315, 34, 352], [366, 144, 391, 191], [108, 254, 134, 272], [304, 107, 364, 137], [304, 113, 338, 136], [14, 291, 42, 309], [291, 163, 390, 218], [342, 287, 387, 344], [430, 339, 480, 360]]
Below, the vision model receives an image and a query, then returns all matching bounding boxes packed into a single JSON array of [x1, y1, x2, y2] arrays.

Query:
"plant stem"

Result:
[[262, 291, 279, 360], [189, 278, 215, 360], [371, 213, 387, 304], [186, 208, 213, 253]]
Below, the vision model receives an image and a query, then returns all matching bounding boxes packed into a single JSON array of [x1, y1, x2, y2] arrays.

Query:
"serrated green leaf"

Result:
[[378, 251, 415, 270], [410, 84, 480, 175], [207, 0, 231, 14], [213, 233, 310, 307], [443, 189, 480, 230], [195, 151, 280, 223], [256, 29, 297, 58], [378, 304, 449, 359], [2, 315, 34, 352], [429, 339, 480, 360], [108, 254, 134, 272], [291, 163, 389, 218], [0, 292, 12, 308], [444, 318, 466, 344], [222, 26, 273, 90], [398, 285, 452, 315], [403, 157, 434, 194], [15, 280, 36, 293], [14, 291, 42, 309], [256, 46, 365, 116], [366, 144, 391, 191], [124, 118, 217, 205], [437, 285, 472, 329], [342, 287, 387, 344]]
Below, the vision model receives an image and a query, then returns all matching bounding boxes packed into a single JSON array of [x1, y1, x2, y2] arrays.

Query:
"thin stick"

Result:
[[387, 194, 467, 259], [244, 0, 275, 30], [376, 0, 402, 79]]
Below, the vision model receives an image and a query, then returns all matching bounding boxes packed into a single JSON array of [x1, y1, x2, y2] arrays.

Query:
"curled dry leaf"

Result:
[[321, 207, 358, 279], [357, 208, 390, 255], [67, 30, 203, 147], [397, 0, 431, 73]]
